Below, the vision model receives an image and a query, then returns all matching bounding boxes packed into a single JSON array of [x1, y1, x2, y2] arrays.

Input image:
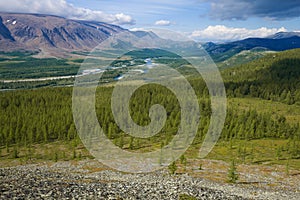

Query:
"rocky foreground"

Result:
[[0, 160, 299, 200]]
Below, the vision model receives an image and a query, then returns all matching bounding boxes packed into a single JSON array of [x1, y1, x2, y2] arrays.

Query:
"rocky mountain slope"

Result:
[[0, 12, 125, 53]]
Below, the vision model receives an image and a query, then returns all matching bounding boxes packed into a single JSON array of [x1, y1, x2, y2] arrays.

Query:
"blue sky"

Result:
[[66, 0, 299, 30], [1, 0, 300, 42]]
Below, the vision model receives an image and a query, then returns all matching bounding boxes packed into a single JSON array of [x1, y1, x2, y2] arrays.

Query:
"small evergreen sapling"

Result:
[[227, 160, 239, 183]]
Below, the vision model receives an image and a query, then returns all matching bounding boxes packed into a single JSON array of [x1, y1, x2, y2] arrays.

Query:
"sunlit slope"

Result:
[[222, 48, 300, 105]]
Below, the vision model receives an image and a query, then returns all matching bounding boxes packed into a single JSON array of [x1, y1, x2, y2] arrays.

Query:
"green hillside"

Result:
[[217, 49, 273, 69], [222, 48, 300, 105]]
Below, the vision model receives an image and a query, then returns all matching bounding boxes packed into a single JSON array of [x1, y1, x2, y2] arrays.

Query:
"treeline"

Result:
[[0, 57, 79, 79], [0, 78, 75, 90]]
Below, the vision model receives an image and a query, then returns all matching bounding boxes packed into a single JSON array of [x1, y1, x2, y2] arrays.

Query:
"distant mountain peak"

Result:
[[131, 30, 159, 39], [266, 31, 300, 39]]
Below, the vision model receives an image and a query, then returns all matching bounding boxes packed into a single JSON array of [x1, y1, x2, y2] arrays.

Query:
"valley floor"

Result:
[[0, 159, 299, 200]]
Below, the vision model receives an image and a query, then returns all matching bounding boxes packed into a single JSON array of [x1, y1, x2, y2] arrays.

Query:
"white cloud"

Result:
[[129, 28, 148, 32], [190, 25, 287, 42], [155, 20, 171, 26], [0, 0, 135, 25]]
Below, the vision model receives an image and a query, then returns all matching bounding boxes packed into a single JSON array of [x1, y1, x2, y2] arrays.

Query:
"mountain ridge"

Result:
[[0, 12, 126, 56], [266, 31, 300, 39], [204, 34, 300, 62]]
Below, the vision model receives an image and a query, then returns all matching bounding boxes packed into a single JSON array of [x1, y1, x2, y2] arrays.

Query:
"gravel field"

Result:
[[0, 160, 299, 200]]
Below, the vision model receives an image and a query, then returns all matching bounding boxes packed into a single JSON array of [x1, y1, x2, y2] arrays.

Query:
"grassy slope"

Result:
[[222, 48, 300, 81], [229, 98, 300, 124], [217, 49, 274, 69]]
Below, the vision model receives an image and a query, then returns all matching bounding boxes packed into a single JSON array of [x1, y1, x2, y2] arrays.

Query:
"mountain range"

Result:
[[1, 12, 300, 60], [203, 32, 300, 62]]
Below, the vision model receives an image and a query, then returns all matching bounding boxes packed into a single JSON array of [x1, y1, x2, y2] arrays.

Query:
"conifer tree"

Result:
[[227, 160, 239, 183], [168, 161, 177, 175]]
